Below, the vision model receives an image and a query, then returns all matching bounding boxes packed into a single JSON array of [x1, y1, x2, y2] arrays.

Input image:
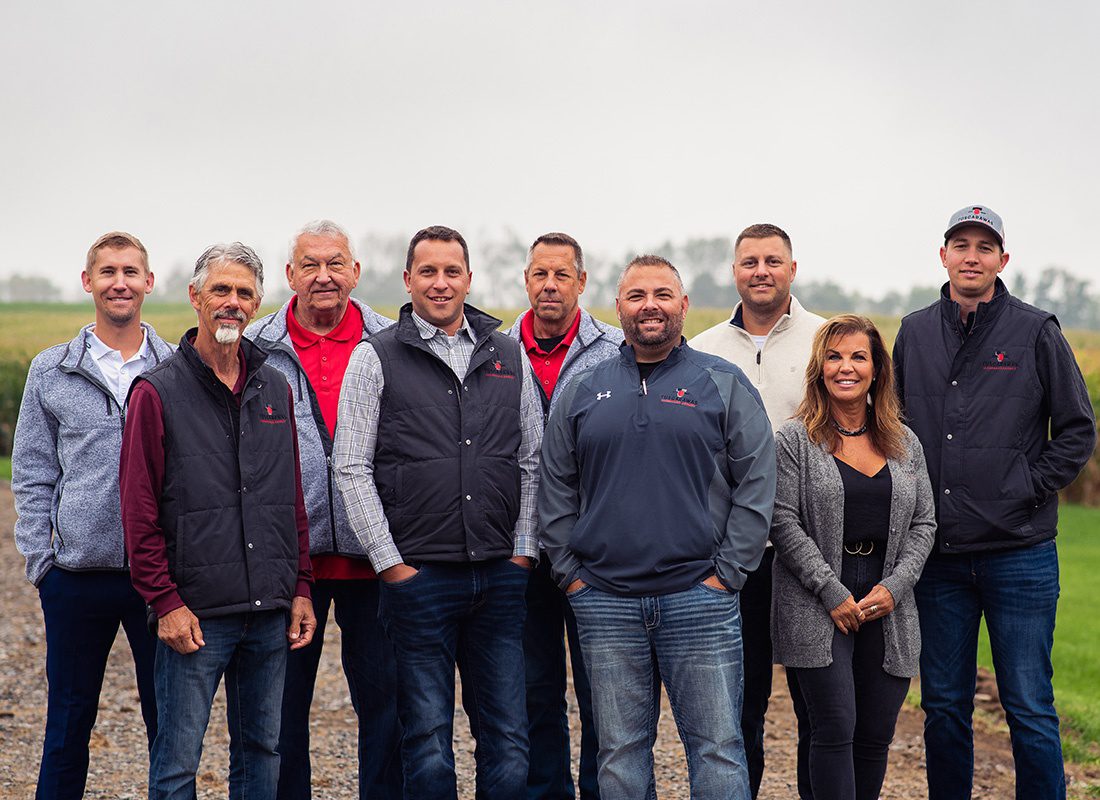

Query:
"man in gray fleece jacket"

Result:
[[12, 231, 174, 800]]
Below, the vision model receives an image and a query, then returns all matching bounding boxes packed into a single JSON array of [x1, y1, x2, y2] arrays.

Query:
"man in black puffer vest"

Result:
[[121, 243, 316, 800], [334, 226, 543, 800], [894, 206, 1095, 800]]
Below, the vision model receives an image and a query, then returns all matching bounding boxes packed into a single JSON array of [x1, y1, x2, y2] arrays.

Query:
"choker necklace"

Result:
[[832, 419, 868, 437]]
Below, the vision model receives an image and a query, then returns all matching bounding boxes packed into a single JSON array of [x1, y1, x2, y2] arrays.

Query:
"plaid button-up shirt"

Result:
[[333, 311, 542, 572]]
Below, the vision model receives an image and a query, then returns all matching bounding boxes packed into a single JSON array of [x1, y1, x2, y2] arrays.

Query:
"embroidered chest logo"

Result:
[[596, 390, 612, 400], [484, 359, 516, 379], [982, 349, 1018, 371], [259, 403, 288, 424], [660, 387, 698, 408]]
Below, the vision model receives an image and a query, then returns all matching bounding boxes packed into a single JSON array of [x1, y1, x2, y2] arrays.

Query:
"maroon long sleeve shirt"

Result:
[[120, 358, 312, 618]]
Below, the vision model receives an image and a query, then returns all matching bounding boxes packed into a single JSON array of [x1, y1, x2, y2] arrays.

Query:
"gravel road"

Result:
[[2, 482, 1093, 798]]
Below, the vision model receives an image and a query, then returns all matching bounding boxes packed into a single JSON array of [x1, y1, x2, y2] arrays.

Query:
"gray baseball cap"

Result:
[[944, 205, 1005, 247]]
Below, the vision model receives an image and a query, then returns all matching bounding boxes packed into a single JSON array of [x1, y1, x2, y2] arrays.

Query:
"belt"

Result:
[[843, 540, 877, 556]]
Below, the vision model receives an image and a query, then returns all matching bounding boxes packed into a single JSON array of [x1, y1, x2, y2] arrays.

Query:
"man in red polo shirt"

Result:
[[505, 232, 623, 799], [246, 220, 399, 800]]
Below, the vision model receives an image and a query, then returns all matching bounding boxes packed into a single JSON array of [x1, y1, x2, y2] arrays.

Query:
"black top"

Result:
[[835, 457, 892, 544], [535, 333, 567, 353], [637, 358, 665, 383]]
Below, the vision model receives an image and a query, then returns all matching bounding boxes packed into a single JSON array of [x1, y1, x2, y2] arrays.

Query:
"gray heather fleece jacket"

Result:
[[12, 323, 175, 585], [504, 308, 624, 419], [245, 298, 393, 558], [770, 419, 936, 677]]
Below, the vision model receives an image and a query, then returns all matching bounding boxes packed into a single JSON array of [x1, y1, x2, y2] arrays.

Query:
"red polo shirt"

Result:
[[286, 298, 375, 580], [519, 308, 581, 400]]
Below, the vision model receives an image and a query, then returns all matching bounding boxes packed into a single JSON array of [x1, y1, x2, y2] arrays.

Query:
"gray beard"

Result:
[[214, 326, 241, 345]]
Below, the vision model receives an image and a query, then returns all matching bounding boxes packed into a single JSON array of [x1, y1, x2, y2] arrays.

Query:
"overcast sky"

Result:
[[2, 0, 1097, 301]]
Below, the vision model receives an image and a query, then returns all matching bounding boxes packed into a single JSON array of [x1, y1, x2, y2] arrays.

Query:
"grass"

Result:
[[976, 503, 1100, 762], [0, 456, 9, 482]]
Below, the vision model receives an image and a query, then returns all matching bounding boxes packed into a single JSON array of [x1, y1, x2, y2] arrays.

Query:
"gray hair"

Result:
[[616, 254, 685, 294], [288, 219, 356, 263], [526, 232, 585, 277], [190, 242, 265, 301]]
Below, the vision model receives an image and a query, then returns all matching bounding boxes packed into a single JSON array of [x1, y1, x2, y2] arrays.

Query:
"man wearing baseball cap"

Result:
[[893, 206, 1095, 799]]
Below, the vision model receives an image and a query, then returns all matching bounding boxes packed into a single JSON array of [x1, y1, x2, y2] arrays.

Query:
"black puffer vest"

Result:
[[896, 281, 1056, 553], [369, 304, 523, 563], [137, 331, 300, 617]]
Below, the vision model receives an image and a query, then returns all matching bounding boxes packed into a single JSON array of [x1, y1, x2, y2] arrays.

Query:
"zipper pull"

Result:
[[756, 350, 762, 365], [642, 378, 648, 396]]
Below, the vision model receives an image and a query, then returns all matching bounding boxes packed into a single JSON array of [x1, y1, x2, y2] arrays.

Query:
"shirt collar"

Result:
[[411, 309, 473, 342], [519, 308, 582, 354], [86, 326, 149, 362], [285, 295, 362, 347]]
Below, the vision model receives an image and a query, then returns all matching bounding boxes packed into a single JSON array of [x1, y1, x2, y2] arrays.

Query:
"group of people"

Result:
[[11, 205, 1095, 800]]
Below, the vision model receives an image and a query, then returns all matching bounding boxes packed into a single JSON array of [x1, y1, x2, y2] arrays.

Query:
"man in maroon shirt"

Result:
[[121, 242, 315, 799], [246, 220, 400, 799]]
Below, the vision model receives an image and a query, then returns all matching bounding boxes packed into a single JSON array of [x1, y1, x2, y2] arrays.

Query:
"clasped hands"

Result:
[[829, 583, 895, 634]]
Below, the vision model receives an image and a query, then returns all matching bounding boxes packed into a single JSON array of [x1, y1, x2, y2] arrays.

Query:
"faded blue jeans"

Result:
[[149, 610, 288, 800], [916, 540, 1064, 800], [568, 583, 750, 800]]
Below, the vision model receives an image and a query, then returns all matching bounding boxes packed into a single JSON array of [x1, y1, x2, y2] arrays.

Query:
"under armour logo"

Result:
[[596, 390, 612, 400]]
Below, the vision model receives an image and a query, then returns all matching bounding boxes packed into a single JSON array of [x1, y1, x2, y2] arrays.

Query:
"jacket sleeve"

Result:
[[769, 425, 850, 612], [892, 323, 907, 412], [1030, 320, 1097, 500], [11, 359, 60, 586], [537, 376, 585, 590], [879, 432, 937, 602], [714, 375, 776, 591]]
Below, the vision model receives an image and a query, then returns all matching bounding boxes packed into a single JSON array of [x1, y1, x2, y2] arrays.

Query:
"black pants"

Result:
[[790, 550, 910, 800], [739, 547, 773, 798]]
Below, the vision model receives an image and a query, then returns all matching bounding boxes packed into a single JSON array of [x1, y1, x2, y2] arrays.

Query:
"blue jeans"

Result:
[[277, 578, 402, 800], [524, 554, 599, 800], [149, 610, 288, 800], [379, 559, 530, 800], [915, 540, 1064, 800], [568, 583, 750, 800], [36, 569, 158, 800]]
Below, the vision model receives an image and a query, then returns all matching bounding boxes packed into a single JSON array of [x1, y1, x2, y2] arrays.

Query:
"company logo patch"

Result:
[[660, 387, 698, 407], [259, 403, 288, 424], [982, 349, 1018, 371], [596, 390, 612, 400], [484, 359, 516, 379]]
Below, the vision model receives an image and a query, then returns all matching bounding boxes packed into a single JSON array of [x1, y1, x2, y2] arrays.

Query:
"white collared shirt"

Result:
[[86, 328, 150, 407]]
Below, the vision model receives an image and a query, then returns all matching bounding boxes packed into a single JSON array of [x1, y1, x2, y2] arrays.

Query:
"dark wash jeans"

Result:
[[790, 551, 910, 800], [36, 568, 158, 800], [916, 539, 1065, 800], [523, 554, 599, 800], [150, 610, 288, 800], [380, 559, 531, 800], [277, 578, 403, 800]]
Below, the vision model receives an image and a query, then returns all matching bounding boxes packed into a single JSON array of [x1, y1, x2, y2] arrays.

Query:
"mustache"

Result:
[[214, 310, 247, 323]]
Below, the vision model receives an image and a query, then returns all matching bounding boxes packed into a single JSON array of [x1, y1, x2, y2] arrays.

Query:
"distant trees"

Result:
[[0, 274, 62, 302]]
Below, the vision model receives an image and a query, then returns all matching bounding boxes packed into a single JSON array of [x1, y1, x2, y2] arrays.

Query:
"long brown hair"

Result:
[[795, 314, 906, 459]]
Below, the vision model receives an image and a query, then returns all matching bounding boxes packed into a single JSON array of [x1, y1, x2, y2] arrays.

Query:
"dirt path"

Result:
[[0, 483, 1092, 798]]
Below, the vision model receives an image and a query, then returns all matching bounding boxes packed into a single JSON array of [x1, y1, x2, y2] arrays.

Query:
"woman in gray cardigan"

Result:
[[771, 315, 936, 800]]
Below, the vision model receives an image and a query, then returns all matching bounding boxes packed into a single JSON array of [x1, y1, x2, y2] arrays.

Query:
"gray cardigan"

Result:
[[770, 419, 936, 677]]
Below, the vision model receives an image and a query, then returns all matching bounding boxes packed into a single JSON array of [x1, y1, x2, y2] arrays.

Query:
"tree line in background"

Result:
[[3, 234, 1099, 329]]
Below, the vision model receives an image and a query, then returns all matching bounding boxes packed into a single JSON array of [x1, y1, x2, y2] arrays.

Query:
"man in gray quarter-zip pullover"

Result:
[[12, 231, 173, 800]]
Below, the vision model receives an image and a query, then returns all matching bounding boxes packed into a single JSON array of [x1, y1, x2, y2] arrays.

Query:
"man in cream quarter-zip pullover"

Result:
[[690, 224, 826, 800]]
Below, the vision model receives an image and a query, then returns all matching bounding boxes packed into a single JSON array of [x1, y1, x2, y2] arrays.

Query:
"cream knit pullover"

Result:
[[688, 296, 826, 432]]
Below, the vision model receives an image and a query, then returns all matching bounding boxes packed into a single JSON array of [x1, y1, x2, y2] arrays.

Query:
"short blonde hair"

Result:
[[85, 231, 149, 274]]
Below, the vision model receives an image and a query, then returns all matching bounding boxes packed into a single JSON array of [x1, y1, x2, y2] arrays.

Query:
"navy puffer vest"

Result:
[[138, 331, 300, 617], [369, 305, 523, 563]]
